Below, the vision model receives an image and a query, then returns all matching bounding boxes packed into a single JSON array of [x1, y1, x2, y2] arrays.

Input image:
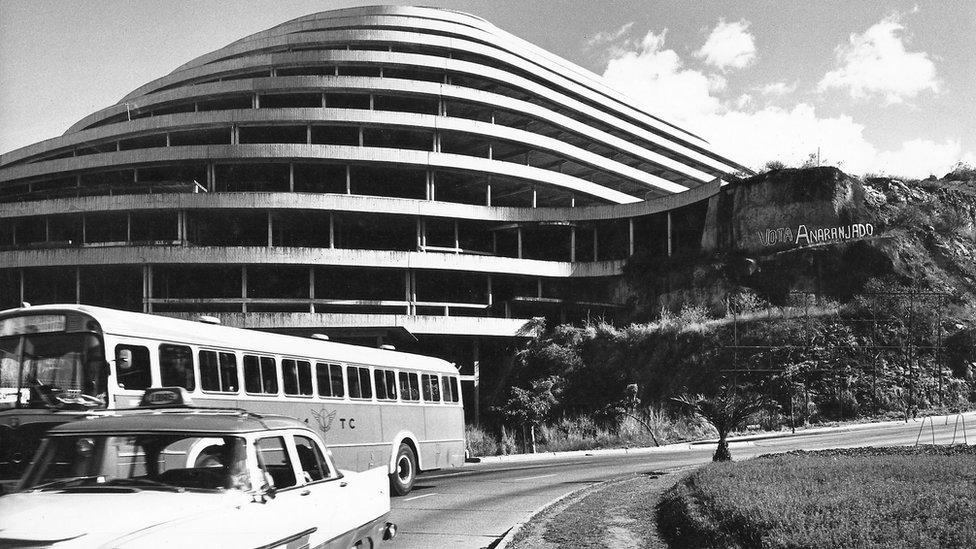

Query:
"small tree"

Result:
[[604, 384, 662, 447], [671, 390, 766, 461], [495, 376, 560, 453]]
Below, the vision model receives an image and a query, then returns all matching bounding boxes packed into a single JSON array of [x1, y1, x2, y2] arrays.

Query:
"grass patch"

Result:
[[658, 446, 976, 548]]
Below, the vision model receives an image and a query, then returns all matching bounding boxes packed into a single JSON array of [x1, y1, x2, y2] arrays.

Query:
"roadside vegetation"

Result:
[[467, 167, 976, 459], [657, 446, 976, 548]]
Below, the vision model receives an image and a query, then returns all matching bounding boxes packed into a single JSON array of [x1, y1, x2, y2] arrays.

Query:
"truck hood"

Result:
[[0, 490, 242, 546]]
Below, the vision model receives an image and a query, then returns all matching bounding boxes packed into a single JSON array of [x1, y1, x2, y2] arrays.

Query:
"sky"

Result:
[[1, 0, 974, 178]]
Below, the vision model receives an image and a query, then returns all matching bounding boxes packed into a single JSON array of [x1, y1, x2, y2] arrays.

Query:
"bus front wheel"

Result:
[[390, 443, 416, 496]]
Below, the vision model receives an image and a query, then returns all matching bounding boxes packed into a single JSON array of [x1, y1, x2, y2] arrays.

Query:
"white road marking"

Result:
[[404, 492, 437, 501], [511, 473, 556, 482]]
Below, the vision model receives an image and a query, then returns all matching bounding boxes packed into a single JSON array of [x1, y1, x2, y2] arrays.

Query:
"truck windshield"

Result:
[[22, 434, 251, 493], [0, 332, 106, 407]]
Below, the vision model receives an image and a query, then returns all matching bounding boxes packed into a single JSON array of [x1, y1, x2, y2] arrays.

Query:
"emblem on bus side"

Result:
[[310, 408, 337, 436]]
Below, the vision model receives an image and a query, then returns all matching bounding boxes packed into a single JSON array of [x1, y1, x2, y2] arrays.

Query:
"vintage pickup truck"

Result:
[[0, 388, 397, 548]]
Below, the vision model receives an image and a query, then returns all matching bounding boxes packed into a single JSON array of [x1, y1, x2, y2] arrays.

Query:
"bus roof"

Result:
[[46, 408, 313, 435], [0, 304, 458, 375]]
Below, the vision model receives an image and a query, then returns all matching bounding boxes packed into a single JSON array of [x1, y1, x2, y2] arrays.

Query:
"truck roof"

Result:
[[46, 408, 315, 436]]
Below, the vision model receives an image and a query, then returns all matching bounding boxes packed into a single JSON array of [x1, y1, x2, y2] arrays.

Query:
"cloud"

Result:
[[585, 22, 634, 49], [695, 20, 756, 71], [602, 30, 722, 124], [758, 81, 798, 96], [817, 13, 939, 104], [596, 28, 970, 179]]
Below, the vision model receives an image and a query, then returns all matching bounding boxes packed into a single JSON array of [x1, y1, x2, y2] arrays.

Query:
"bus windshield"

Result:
[[0, 332, 107, 408]]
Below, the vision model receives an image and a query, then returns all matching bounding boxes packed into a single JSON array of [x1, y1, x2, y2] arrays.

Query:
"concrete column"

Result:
[[321, 92, 327, 108], [328, 213, 335, 248], [472, 340, 481, 425], [358, 127, 364, 147], [532, 187, 537, 208], [306, 125, 312, 145], [667, 211, 673, 257], [345, 165, 351, 194], [486, 276, 493, 307], [537, 278, 543, 299], [252, 94, 259, 109], [629, 218, 635, 256], [165, 133, 171, 147], [420, 219, 427, 249], [570, 227, 576, 262], [75, 267, 81, 304], [593, 227, 599, 261], [146, 265, 153, 313], [19, 269, 24, 305], [309, 267, 315, 313], [404, 271, 411, 315], [288, 163, 295, 192], [82, 215, 87, 244], [44, 217, 50, 242], [267, 211, 273, 247], [486, 180, 492, 206], [142, 265, 149, 313], [453, 220, 459, 253], [516, 227, 523, 259], [207, 163, 215, 192], [416, 218, 422, 251], [126, 213, 132, 243], [241, 266, 248, 313]]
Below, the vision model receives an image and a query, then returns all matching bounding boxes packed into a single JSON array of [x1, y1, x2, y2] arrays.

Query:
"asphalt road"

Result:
[[390, 412, 976, 548]]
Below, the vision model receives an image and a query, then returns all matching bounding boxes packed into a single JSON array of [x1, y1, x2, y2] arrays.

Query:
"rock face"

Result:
[[703, 167, 871, 254]]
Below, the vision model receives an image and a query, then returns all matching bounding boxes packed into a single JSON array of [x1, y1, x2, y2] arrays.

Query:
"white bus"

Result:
[[0, 303, 464, 495]]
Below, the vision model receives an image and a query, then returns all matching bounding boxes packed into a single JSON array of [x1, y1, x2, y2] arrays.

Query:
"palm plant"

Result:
[[671, 390, 767, 461]]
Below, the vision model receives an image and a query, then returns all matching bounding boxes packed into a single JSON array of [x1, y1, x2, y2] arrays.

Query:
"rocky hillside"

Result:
[[624, 166, 976, 321]]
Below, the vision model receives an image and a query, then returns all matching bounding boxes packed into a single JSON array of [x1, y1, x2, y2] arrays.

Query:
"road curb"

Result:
[[472, 442, 692, 466], [491, 476, 623, 549]]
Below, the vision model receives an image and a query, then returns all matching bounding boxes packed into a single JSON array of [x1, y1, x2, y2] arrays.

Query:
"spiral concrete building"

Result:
[[0, 5, 748, 416]]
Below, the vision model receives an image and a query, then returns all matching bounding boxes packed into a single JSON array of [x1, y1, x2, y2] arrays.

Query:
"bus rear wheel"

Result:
[[390, 443, 416, 496]]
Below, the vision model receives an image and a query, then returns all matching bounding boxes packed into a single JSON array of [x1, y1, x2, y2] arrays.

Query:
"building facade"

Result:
[[0, 6, 747, 417]]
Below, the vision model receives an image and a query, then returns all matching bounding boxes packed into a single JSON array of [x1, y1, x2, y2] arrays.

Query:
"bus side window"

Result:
[[200, 351, 238, 393], [347, 366, 372, 399], [244, 355, 277, 394], [283, 360, 312, 396], [316, 362, 343, 398], [449, 376, 460, 403], [441, 375, 452, 403], [374, 369, 388, 400], [114, 344, 150, 390], [421, 374, 440, 402], [409, 372, 420, 401], [219, 352, 238, 392], [385, 370, 397, 400], [159, 344, 194, 391], [398, 372, 415, 401], [374, 368, 398, 400]]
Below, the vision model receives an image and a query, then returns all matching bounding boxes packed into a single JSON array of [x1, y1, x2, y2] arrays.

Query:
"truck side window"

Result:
[[255, 436, 296, 489], [294, 435, 331, 482], [114, 344, 150, 390]]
